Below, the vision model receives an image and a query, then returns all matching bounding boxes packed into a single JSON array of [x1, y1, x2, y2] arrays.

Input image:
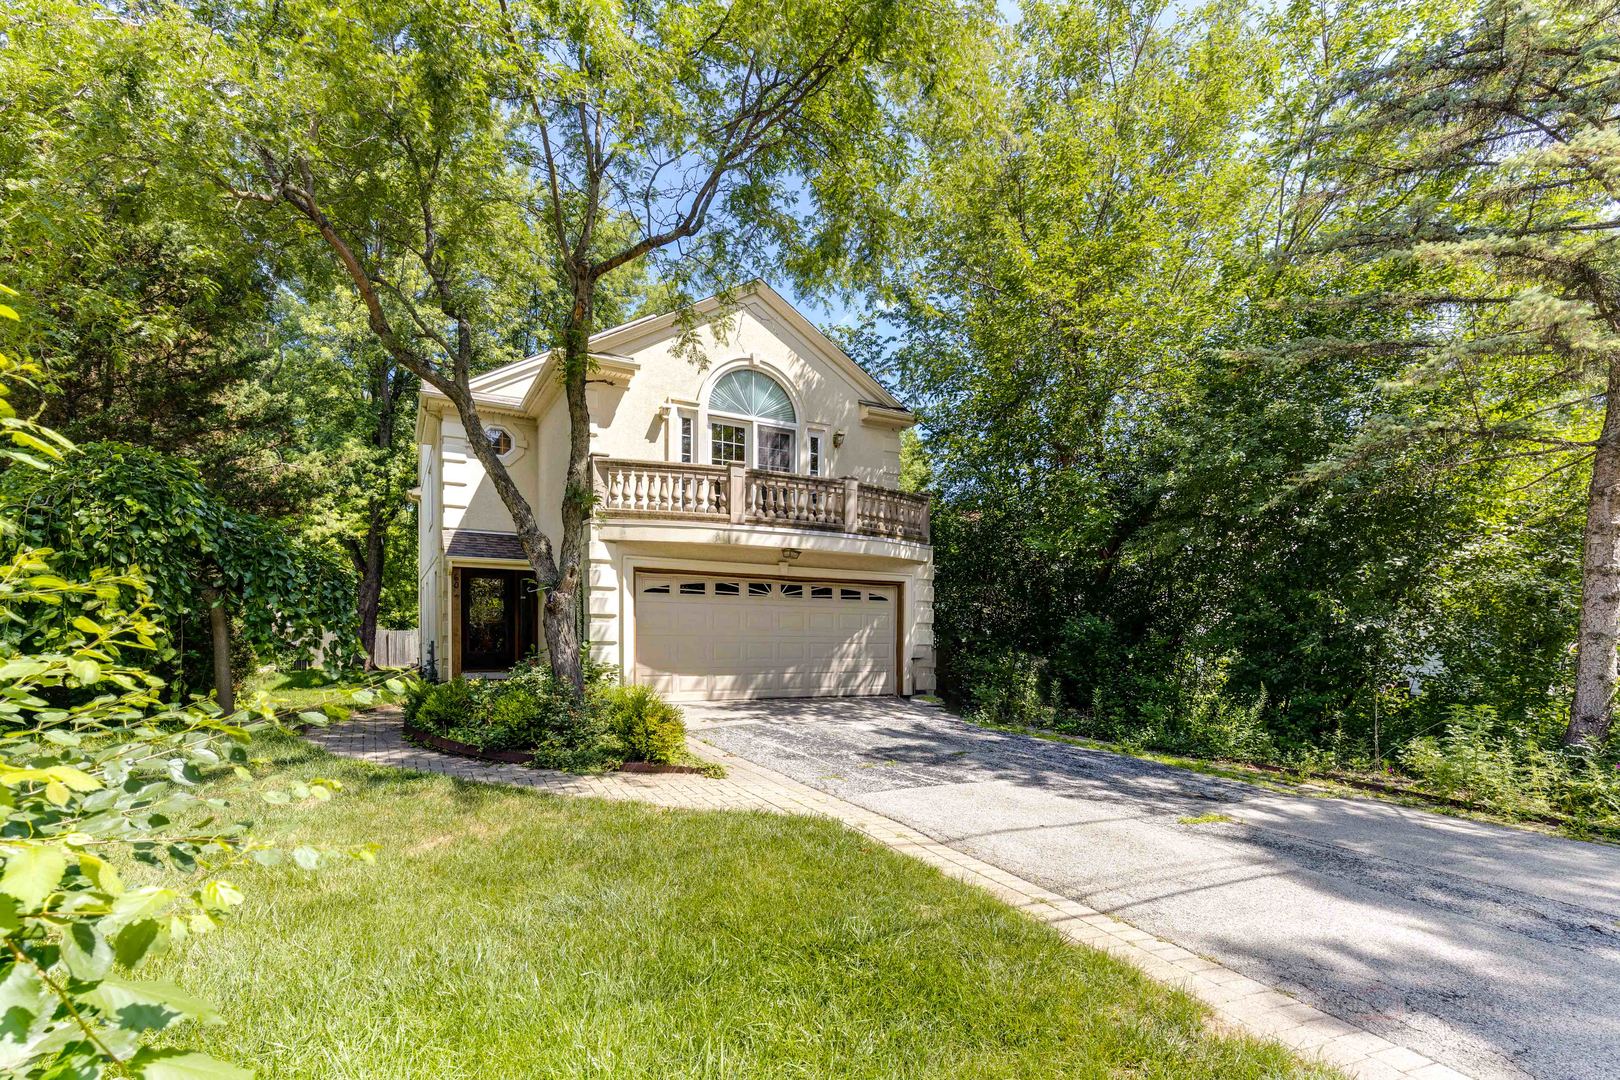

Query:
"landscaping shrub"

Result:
[[402, 674, 434, 725], [406, 662, 621, 772], [411, 676, 483, 735], [406, 668, 705, 774], [599, 683, 686, 763]]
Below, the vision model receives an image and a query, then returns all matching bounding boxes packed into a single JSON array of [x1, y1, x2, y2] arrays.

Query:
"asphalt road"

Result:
[[687, 698, 1620, 1080]]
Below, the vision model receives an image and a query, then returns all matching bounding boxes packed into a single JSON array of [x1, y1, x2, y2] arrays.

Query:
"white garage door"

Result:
[[633, 573, 898, 701]]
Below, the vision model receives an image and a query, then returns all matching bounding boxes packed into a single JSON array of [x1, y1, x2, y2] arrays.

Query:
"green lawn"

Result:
[[151, 734, 1331, 1079], [245, 668, 397, 714]]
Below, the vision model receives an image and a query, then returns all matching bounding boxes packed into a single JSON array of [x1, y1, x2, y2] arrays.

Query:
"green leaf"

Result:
[[0, 961, 51, 1042], [78, 852, 124, 897], [0, 844, 67, 908], [198, 880, 242, 911], [295, 710, 327, 728], [63, 920, 114, 981], [85, 977, 220, 1032], [130, 1049, 251, 1080], [291, 846, 320, 871], [113, 919, 164, 969]]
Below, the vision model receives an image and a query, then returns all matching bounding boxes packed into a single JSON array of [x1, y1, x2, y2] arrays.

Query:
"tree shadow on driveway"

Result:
[[695, 697, 1620, 1080]]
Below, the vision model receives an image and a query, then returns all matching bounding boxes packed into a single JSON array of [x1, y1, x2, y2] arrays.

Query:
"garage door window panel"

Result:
[[634, 573, 898, 700]]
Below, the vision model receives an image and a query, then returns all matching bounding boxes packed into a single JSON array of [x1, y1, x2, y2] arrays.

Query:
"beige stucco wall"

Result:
[[418, 290, 930, 690], [429, 296, 906, 542], [440, 407, 540, 536], [582, 303, 904, 486]]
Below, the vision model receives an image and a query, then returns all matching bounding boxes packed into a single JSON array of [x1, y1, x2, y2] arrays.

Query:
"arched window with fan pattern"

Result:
[[706, 368, 798, 471]]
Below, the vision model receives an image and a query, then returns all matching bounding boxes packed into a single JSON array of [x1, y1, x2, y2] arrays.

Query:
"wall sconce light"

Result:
[[832, 430, 845, 448], [781, 547, 802, 561]]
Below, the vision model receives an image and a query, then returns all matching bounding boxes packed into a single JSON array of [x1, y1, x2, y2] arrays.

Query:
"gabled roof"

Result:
[[422, 280, 906, 417]]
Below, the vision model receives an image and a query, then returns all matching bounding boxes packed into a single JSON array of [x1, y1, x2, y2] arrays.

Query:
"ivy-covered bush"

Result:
[[0, 441, 359, 693], [0, 290, 403, 1078], [599, 683, 686, 764]]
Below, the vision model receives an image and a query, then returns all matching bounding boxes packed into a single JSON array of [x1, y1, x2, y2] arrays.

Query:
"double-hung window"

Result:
[[710, 422, 747, 466], [759, 426, 794, 472]]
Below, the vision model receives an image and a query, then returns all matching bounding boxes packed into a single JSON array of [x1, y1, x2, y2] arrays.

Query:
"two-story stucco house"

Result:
[[413, 281, 934, 701]]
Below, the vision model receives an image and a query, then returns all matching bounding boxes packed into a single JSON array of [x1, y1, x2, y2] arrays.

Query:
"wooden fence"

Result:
[[373, 628, 420, 669]]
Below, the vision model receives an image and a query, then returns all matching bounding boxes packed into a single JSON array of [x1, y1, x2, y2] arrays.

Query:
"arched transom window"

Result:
[[709, 370, 796, 424], [706, 369, 798, 472]]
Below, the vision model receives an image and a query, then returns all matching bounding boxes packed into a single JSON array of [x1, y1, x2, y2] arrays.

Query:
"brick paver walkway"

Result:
[[309, 710, 1470, 1080]]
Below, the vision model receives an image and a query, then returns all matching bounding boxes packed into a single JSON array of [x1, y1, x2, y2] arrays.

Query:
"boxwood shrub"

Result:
[[597, 683, 686, 764]]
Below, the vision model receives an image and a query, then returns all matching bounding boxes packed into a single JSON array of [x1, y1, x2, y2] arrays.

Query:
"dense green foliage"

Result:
[[0, 8, 277, 471], [406, 669, 694, 770], [406, 662, 622, 771], [148, 733, 1327, 1079], [0, 442, 357, 691], [893, 0, 1620, 829], [0, 3, 437, 657], [598, 683, 687, 765], [0, 296, 404, 1077]]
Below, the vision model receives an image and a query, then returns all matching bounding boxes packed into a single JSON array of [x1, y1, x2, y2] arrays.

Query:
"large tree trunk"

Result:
[[540, 280, 595, 697], [1567, 361, 1620, 748], [263, 165, 566, 682], [355, 524, 386, 669], [206, 589, 235, 715]]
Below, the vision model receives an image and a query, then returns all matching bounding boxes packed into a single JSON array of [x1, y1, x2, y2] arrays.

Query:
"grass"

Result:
[[961, 711, 1600, 837], [147, 733, 1333, 1079], [1178, 812, 1236, 826], [245, 667, 401, 715]]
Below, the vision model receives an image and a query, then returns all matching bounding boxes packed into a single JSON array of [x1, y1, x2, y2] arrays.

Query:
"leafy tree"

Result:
[[1301, 0, 1620, 746], [0, 443, 357, 707], [0, 4, 283, 490], [170, 0, 995, 695], [252, 290, 420, 665], [0, 289, 403, 1078], [890, 0, 1279, 699], [888, 0, 1494, 753]]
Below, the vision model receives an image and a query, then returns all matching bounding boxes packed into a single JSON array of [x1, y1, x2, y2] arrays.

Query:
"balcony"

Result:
[[591, 456, 930, 545]]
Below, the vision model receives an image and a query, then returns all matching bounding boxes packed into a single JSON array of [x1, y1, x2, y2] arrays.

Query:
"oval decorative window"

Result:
[[708, 369, 796, 424], [485, 427, 513, 456]]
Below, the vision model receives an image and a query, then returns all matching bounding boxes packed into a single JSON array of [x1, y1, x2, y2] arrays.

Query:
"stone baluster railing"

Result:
[[593, 457, 729, 519], [592, 456, 929, 543]]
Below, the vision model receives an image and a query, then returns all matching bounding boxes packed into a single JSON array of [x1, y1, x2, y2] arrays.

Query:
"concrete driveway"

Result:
[[686, 697, 1620, 1080]]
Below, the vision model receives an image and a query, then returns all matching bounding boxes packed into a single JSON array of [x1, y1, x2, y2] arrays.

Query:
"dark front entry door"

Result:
[[458, 568, 541, 672]]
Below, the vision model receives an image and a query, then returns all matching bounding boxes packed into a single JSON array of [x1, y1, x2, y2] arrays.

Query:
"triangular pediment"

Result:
[[424, 281, 905, 418]]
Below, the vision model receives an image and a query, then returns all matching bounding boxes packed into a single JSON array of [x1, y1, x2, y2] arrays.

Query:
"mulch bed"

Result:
[[402, 723, 709, 774]]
